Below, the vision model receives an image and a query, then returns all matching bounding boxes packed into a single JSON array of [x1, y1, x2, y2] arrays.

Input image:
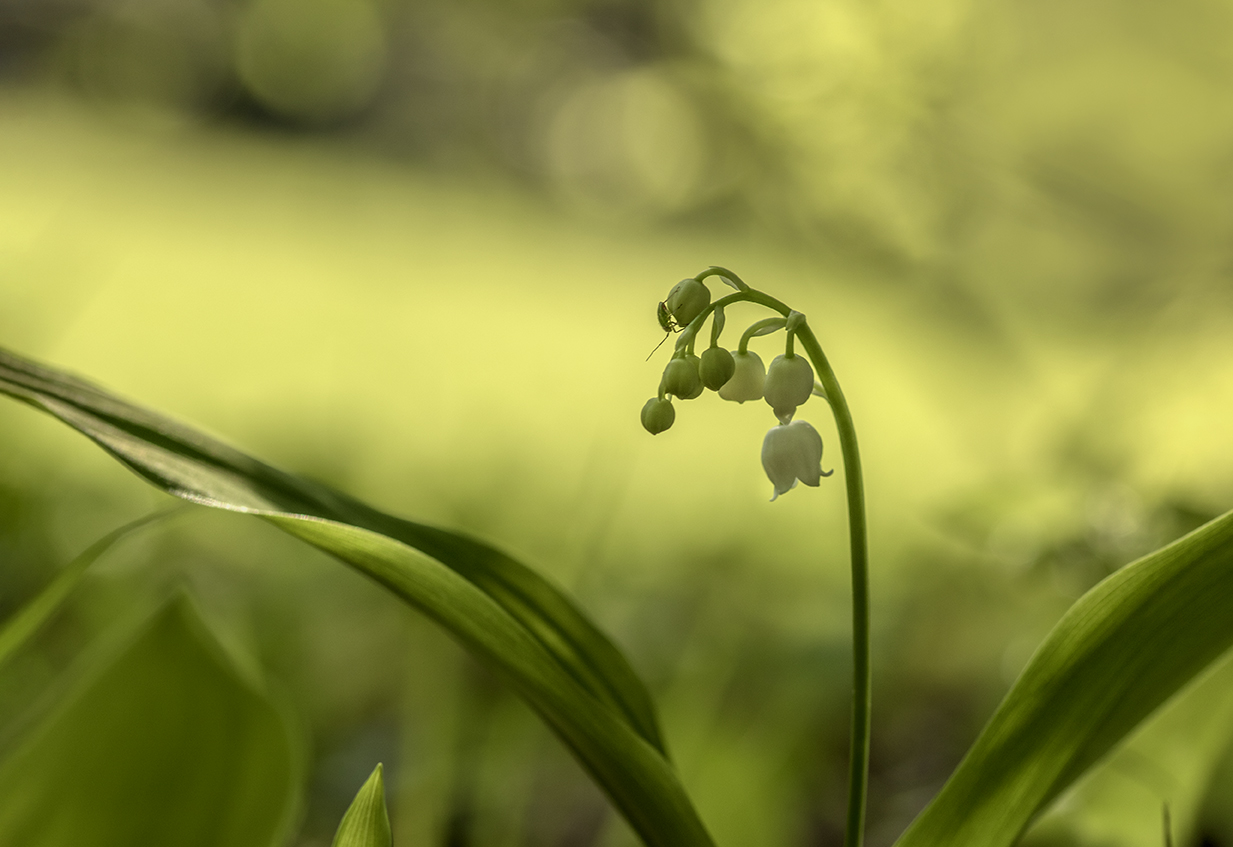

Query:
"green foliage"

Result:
[[0, 346, 712, 847], [0, 598, 297, 847], [895, 508, 1233, 847], [0, 509, 174, 670], [1023, 656, 1233, 847], [7, 343, 1233, 846], [332, 764, 392, 847]]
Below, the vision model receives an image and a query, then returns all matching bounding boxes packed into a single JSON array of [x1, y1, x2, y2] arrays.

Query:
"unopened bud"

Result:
[[640, 398, 675, 434], [699, 347, 736, 390], [764, 354, 813, 422], [664, 278, 711, 327], [662, 355, 702, 399]]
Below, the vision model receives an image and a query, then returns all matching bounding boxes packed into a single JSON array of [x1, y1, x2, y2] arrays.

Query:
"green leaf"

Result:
[[0, 347, 712, 847], [895, 509, 1233, 847], [0, 597, 298, 847], [0, 509, 178, 671], [1022, 654, 1233, 847], [332, 764, 393, 847]]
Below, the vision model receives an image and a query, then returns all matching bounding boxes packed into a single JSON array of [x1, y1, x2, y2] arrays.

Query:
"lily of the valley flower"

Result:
[[761, 419, 832, 500], [718, 350, 765, 402]]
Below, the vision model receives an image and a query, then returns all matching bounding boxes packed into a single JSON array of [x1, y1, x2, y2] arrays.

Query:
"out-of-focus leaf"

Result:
[[332, 764, 392, 847], [895, 509, 1233, 847], [0, 509, 177, 670], [0, 597, 298, 847], [0, 347, 712, 847]]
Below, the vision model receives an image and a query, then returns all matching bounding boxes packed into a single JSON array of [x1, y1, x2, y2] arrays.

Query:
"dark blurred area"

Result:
[[4, 0, 1233, 845]]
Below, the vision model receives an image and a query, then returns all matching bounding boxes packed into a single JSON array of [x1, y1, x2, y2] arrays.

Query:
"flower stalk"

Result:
[[645, 266, 871, 847]]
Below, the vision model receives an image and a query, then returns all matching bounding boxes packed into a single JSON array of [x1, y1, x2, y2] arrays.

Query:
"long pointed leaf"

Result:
[[0, 348, 661, 751], [0, 509, 177, 669], [895, 508, 1233, 847], [1022, 655, 1233, 847], [0, 347, 710, 847]]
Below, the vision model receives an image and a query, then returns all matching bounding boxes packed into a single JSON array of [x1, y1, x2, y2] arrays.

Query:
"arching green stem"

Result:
[[795, 322, 870, 847], [685, 269, 872, 847], [738, 317, 787, 353]]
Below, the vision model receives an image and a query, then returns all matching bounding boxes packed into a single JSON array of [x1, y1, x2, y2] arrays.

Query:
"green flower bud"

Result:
[[717, 350, 765, 403], [662, 355, 702, 399], [680, 354, 704, 399], [699, 347, 736, 390], [664, 278, 711, 327], [764, 354, 813, 422], [640, 397, 675, 434]]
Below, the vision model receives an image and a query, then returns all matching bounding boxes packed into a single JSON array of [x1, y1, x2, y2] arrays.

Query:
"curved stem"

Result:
[[677, 289, 790, 350], [796, 323, 870, 847], [696, 266, 750, 291], [674, 277, 872, 847], [738, 317, 787, 354]]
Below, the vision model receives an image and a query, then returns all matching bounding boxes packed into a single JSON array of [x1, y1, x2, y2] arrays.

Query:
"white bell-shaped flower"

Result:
[[718, 350, 765, 403], [761, 420, 831, 500]]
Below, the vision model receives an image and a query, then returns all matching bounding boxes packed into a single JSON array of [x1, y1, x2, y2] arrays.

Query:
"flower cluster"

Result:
[[642, 272, 833, 499]]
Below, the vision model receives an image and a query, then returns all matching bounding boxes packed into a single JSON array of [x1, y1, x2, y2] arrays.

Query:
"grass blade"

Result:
[[0, 347, 709, 847], [895, 509, 1233, 847]]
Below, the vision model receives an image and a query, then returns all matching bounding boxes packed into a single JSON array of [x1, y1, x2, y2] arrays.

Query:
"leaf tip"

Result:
[[331, 762, 392, 847]]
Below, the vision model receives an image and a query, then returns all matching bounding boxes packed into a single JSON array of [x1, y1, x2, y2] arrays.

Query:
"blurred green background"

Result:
[[3, 0, 1233, 844]]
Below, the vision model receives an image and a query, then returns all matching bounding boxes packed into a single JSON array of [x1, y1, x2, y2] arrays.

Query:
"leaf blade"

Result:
[[0, 346, 708, 847], [895, 509, 1233, 847], [0, 348, 663, 752]]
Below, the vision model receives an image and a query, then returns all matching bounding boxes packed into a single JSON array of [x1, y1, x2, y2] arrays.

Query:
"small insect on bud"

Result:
[[764, 354, 814, 422], [699, 347, 736, 391], [656, 301, 676, 333], [718, 350, 765, 403], [663, 278, 711, 327], [641, 397, 675, 434], [662, 355, 702, 399]]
